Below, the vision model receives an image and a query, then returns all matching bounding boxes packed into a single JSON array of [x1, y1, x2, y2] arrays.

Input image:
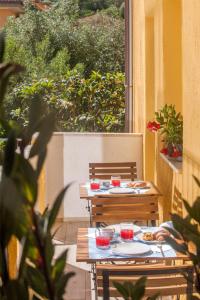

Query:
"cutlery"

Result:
[[158, 244, 165, 257]]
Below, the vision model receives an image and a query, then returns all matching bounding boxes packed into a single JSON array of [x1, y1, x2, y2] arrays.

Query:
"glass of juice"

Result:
[[90, 179, 100, 191], [95, 228, 114, 249], [111, 176, 121, 187], [120, 223, 134, 242]]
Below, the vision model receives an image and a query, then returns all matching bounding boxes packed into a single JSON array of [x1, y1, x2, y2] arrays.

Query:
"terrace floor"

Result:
[[54, 220, 92, 300]]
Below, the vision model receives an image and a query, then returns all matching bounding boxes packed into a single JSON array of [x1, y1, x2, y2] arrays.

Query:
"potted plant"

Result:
[[147, 104, 183, 161], [0, 33, 74, 299]]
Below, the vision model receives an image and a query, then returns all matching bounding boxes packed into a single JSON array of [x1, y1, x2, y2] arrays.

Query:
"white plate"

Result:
[[112, 242, 151, 256], [106, 224, 141, 235], [136, 232, 166, 244], [109, 187, 136, 194]]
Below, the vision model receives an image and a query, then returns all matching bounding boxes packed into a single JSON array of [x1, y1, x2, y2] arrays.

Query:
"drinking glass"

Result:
[[102, 181, 110, 189], [90, 179, 100, 190], [111, 175, 121, 187], [95, 228, 114, 249], [120, 223, 134, 242]]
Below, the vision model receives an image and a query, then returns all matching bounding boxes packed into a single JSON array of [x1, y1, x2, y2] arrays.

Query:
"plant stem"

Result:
[[31, 209, 55, 300], [0, 239, 9, 286]]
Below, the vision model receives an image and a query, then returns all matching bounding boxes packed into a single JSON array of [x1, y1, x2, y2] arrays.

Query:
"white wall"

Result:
[[46, 133, 143, 219]]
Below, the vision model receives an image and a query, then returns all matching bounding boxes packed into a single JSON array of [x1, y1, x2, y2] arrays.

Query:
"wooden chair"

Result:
[[91, 196, 159, 227], [96, 263, 195, 300], [89, 162, 137, 180]]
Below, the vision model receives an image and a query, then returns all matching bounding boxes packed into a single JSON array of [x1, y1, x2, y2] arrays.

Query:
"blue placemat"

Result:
[[88, 228, 177, 260]]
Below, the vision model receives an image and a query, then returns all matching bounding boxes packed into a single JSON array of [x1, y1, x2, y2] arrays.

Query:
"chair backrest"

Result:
[[91, 196, 159, 226], [89, 162, 137, 180], [96, 263, 194, 300]]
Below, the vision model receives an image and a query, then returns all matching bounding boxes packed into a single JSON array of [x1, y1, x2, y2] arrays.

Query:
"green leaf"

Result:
[[28, 96, 42, 132], [26, 95, 44, 143], [44, 234, 54, 272], [183, 198, 200, 223], [13, 154, 38, 204], [131, 277, 146, 300], [171, 214, 199, 238], [0, 31, 5, 63], [162, 226, 182, 240], [56, 271, 75, 299], [18, 237, 29, 279], [0, 63, 24, 105], [5, 280, 29, 300], [165, 236, 188, 254], [0, 177, 28, 246], [52, 249, 68, 281], [48, 183, 71, 230], [27, 265, 48, 298], [3, 130, 16, 176], [113, 282, 130, 299], [29, 112, 55, 158]]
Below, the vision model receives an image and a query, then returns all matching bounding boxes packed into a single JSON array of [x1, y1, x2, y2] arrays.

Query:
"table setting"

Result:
[[84, 177, 151, 197], [86, 222, 177, 261]]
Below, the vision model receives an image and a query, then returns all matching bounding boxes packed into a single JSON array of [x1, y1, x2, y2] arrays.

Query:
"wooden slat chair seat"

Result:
[[96, 263, 195, 299], [89, 162, 137, 180], [91, 196, 159, 226]]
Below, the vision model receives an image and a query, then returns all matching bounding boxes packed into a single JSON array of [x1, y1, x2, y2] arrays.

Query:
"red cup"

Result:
[[111, 176, 121, 187], [90, 181, 100, 190], [96, 236, 110, 248], [120, 223, 134, 242], [120, 229, 134, 240], [95, 228, 114, 249]]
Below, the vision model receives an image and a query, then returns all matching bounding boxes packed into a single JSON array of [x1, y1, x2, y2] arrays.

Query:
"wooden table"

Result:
[[79, 181, 161, 199], [80, 181, 162, 226], [76, 228, 188, 264]]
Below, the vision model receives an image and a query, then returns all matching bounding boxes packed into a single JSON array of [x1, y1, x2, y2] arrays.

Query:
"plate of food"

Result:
[[136, 229, 170, 244], [109, 187, 136, 194], [106, 224, 141, 235], [126, 181, 150, 189]]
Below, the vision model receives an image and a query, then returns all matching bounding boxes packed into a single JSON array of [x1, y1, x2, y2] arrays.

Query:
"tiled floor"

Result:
[[64, 264, 91, 300], [53, 221, 92, 300]]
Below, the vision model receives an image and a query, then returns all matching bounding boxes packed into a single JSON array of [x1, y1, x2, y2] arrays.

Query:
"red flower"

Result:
[[170, 148, 182, 158], [147, 121, 161, 132], [160, 147, 168, 155]]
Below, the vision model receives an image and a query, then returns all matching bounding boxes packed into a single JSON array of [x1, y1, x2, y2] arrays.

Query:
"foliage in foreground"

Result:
[[4, 71, 125, 133], [165, 175, 200, 295], [0, 34, 74, 299], [114, 277, 158, 300]]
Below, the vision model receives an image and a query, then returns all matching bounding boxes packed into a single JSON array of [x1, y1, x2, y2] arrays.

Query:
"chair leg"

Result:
[[91, 263, 98, 300], [86, 200, 92, 226]]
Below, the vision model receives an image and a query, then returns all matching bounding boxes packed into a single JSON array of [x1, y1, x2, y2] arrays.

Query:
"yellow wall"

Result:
[[132, 0, 200, 221], [182, 0, 200, 205]]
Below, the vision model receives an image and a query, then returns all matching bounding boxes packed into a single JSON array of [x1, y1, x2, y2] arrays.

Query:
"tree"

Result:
[[5, 0, 124, 77]]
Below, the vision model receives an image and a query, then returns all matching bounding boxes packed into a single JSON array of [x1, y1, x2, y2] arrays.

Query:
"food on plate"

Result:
[[154, 230, 170, 241], [143, 232, 154, 241], [127, 181, 148, 188], [142, 229, 170, 242]]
